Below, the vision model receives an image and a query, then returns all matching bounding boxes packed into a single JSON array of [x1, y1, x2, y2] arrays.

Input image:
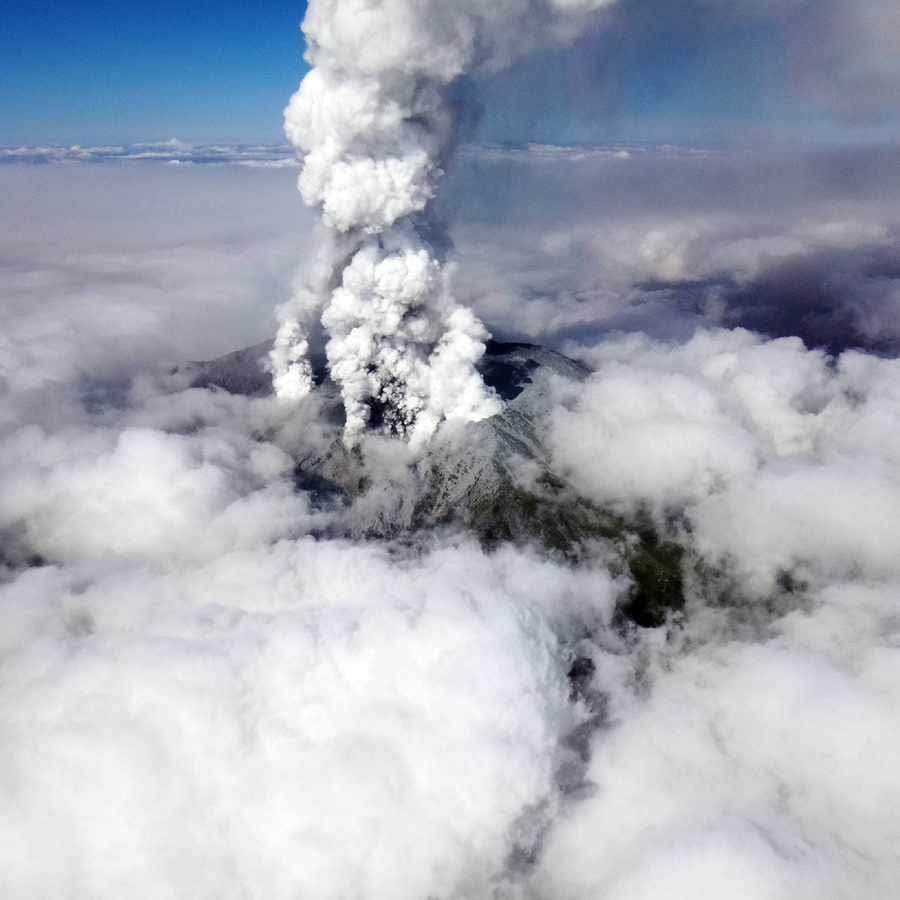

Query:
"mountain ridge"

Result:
[[183, 338, 684, 628]]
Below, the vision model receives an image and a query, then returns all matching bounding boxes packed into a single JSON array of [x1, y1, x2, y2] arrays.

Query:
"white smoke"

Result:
[[271, 0, 615, 445]]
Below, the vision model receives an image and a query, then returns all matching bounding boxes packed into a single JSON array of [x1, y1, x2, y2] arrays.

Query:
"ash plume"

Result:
[[270, 0, 615, 447]]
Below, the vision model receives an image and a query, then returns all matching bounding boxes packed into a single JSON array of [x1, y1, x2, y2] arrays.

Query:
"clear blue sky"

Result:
[[1, 0, 897, 148], [0, 0, 310, 145]]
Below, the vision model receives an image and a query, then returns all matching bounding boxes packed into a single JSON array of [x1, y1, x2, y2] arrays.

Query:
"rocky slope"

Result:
[[186, 339, 685, 627]]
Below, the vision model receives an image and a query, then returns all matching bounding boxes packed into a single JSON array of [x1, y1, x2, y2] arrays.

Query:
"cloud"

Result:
[[3, 145, 900, 899], [549, 327, 900, 595], [0, 142, 298, 167], [0, 164, 316, 418], [535, 580, 900, 898], [0, 161, 620, 898], [0, 536, 600, 900], [446, 143, 900, 352]]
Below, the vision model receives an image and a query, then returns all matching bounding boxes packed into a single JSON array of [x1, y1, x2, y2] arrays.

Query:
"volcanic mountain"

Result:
[[184, 339, 685, 629]]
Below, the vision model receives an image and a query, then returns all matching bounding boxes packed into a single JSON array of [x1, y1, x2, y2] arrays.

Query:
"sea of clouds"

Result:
[[1, 142, 900, 898], [0, 141, 298, 167]]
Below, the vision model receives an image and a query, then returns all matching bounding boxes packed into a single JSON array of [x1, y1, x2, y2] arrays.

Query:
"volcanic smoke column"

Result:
[[272, 0, 614, 447]]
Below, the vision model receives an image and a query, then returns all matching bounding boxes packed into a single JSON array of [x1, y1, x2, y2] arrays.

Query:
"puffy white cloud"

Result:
[[0, 539, 595, 900], [301, 0, 615, 82], [534, 579, 900, 900], [550, 327, 900, 592], [0, 424, 308, 563]]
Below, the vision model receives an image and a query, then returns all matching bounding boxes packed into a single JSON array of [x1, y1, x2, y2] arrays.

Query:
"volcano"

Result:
[[185, 339, 685, 628]]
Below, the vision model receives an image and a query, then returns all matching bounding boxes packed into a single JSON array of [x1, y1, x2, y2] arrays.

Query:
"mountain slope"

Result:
[[184, 339, 685, 627]]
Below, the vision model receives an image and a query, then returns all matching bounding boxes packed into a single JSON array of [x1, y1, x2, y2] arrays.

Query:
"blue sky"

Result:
[[477, 2, 900, 147], [475, 17, 793, 146], [1, 0, 898, 148], [0, 0, 310, 145]]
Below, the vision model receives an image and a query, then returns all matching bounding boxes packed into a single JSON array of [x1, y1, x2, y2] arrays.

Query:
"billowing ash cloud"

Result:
[[271, 0, 616, 446]]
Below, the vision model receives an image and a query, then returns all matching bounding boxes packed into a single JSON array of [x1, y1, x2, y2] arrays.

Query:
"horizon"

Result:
[[2, 0, 898, 148]]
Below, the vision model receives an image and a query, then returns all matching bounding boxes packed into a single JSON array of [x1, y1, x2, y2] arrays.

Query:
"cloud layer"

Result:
[[2, 147, 900, 897], [448, 143, 900, 353], [0, 141, 298, 167]]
